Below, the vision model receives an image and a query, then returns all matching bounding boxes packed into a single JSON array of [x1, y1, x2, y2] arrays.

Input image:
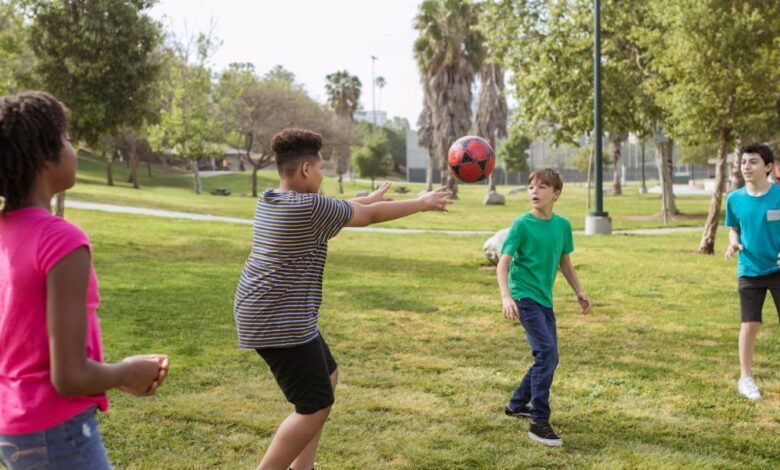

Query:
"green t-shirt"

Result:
[[500, 212, 574, 308]]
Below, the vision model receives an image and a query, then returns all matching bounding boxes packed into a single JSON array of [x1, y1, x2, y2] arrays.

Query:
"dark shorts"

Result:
[[256, 334, 338, 414], [738, 270, 780, 323]]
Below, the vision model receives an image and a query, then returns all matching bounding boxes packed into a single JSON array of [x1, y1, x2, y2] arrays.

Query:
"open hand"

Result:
[[367, 181, 393, 204], [724, 243, 743, 261], [418, 186, 453, 212]]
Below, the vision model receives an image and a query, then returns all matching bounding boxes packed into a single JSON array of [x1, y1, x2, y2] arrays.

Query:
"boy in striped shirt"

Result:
[[234, 128, 452, 470]]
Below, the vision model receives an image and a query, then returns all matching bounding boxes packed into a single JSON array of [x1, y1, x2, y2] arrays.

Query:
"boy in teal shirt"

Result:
[[724, 143, 780, 401], [496, 168, 591, 446]]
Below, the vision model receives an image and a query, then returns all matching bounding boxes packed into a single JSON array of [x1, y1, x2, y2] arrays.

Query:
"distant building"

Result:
[[353, 109, 388, 127]]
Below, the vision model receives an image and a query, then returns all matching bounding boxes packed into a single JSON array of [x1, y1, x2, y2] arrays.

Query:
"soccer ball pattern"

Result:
[[447, 135, 496, 183]]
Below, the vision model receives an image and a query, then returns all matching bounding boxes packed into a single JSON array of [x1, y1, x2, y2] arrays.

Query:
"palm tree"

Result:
[[475, 61, 507, 200], [325, 70, 361, 193], [375, 76, 386, 110], [417, 87, 435, 191], [414, 0, 484, 198]]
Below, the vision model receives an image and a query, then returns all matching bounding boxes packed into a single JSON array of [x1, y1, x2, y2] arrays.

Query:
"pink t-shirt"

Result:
[[0, 207, 108, 435]]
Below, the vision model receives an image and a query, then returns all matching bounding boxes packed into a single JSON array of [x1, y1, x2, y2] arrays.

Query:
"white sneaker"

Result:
[[738, 377, 762, 400]]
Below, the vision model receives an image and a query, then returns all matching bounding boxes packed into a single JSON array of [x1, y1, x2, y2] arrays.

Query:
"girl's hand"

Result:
[[118, 355, 168, 396]]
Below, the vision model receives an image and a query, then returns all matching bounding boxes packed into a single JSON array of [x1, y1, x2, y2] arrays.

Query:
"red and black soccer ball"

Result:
[[447, 135, 496, 183]]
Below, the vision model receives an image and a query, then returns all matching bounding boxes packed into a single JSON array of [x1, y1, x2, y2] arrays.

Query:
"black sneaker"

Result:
[[528, 420, 563, 446], [504, 405, 531, 419]]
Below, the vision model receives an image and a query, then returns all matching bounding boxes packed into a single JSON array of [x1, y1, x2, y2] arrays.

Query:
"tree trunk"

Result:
[[487, 133, 498, 192], [252, 165, 258, 198], [129, 146, 140, 189], [55, 192, 66, 217], [192, 160, 202, 195], [488, 173, 497, 192], [730, 143, 744, 190], [106, 152, 114, 186], [611, 135, 623, 195], [338, 174, 344, 194], [698, 128, 731, 254], [425, 150, 434, 191], [147, 159, 153, 177], [655, 140, 679, 216]]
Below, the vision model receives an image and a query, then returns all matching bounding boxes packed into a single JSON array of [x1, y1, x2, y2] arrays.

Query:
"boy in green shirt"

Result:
[[496, 168, 592, 446]]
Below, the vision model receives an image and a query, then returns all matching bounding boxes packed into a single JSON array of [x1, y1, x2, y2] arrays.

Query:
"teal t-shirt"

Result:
[[500, 212, 574, 308], [725, 184, 780, 278]]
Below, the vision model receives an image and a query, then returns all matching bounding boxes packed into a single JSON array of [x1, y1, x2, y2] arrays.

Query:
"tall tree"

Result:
[[651, 0, 780, 254], [30, 0, 162, 211], [324, 70, 361, 194], [0, 0, 36, 94], [482, 0, 657, 200], [475, 61, 508, 199], [149, 31, 221, 195], [216, 62, 260, 173], [416, 86, 436, 191], [352, 131, 393, 190], [414, 0, 484, 198]]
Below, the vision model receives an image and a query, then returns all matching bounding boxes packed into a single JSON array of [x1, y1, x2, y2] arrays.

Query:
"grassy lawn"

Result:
[[64, 208, 780, 469], [69, 155, 716, 231]]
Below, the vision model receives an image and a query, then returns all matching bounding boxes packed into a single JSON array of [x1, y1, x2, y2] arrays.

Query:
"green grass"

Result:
[[62, 208, 780, 470], [69, 155, 716, 231]]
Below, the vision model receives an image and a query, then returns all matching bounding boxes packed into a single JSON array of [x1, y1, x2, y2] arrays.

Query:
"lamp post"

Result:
[[585, 0, 611, 235], [640, 139, 647, 193], [371, 55, 378, 127]]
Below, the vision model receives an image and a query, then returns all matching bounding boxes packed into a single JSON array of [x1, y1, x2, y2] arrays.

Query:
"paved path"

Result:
[[65, 200, 706, 236]]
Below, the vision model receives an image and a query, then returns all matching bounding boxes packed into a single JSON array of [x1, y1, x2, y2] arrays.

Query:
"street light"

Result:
[[585, 0, 611, 235], [371, 55, 378, 127]]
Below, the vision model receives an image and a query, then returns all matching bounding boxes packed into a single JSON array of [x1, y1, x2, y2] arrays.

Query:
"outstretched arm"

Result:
[[346, 187, 452, 227], [559, 254, 591, 314]]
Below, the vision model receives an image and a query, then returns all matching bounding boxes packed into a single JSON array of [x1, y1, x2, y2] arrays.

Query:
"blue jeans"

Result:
[[0, 407, 111, 470], [508, 297, 559, 422]]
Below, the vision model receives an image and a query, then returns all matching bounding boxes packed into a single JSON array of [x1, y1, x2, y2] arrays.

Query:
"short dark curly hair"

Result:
[[738, 142, 775, 176], [271, 128, 323, 177], [0, 91, 68, 214]]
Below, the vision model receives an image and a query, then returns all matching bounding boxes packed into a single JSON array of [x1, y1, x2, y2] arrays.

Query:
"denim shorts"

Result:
[[0, 407, 111, 470]]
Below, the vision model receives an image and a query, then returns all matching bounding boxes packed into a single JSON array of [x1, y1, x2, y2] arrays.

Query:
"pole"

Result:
[[640, 139, 647, 193], [584, 0, 611, 234], [592, 0, 605, 217], [371, 55, 377, 127]]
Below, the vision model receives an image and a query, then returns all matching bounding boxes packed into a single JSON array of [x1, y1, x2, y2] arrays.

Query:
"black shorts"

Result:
[[738, 270, 780, 323], [256, 334, 338, 414]]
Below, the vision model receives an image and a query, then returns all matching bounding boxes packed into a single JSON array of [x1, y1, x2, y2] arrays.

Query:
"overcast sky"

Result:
[[149, 0, 423, 125]]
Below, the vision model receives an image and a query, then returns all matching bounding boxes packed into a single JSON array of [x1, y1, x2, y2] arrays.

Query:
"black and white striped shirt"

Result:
[[234, 189, 353, 348]]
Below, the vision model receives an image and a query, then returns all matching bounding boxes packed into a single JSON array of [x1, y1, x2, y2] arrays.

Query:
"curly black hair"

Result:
[[271, 128, 322, 177], [0, 91, 68, 213]]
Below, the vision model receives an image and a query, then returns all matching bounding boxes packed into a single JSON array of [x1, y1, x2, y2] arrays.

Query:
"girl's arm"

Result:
[[47, 247, 168, 397]]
